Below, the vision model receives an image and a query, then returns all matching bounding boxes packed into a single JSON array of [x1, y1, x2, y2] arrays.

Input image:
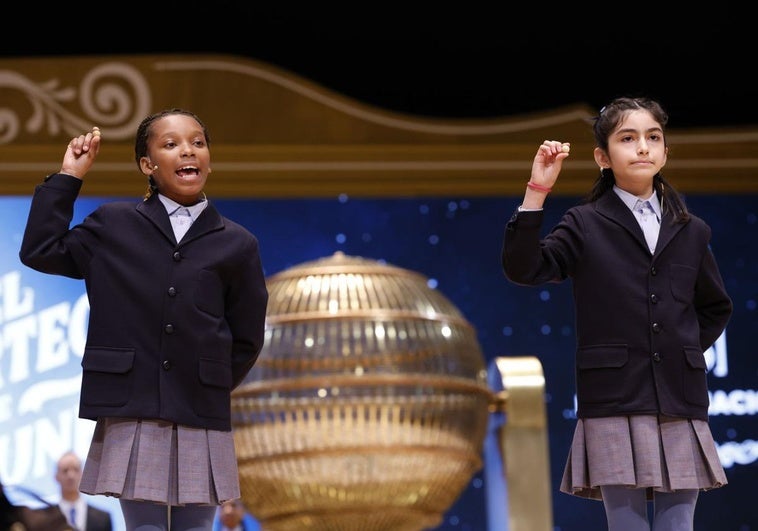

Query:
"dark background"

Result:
[[3, 4, 757, 129]]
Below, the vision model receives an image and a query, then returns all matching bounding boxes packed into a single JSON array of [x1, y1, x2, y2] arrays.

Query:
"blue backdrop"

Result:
[[1, 193, 755, 531]]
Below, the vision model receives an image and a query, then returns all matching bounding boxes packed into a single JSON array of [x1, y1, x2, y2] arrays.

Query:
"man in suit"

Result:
[[55, 451, 113, 531]]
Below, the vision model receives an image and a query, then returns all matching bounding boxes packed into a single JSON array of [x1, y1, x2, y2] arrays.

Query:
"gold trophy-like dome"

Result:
[[231, 252, 493, 531]]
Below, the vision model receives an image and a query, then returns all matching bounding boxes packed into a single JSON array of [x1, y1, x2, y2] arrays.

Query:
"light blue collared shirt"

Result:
[[158, 194, 209, 242], [614, 185, 661, 252], [613, 185, 662, 222]]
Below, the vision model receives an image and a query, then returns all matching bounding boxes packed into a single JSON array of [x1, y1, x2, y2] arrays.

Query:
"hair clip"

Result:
[[599, 105, 607, 115]]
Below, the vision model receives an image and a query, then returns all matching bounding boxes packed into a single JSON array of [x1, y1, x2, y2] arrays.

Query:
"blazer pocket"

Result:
[[198, 357, 232, 388], [682, 346, 709, 406], [195, 269, 224, 317], [195, 357, 232, 419], [670, 263, 696, 302], [80, 347, 135, 406], [576, 344, 629, 404]]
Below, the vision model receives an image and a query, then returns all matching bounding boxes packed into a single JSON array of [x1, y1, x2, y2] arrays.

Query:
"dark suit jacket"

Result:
[[84, 504, 112, 531], [502, 189, 732, 421], [19, 174, 269, 431], [0, 480, 20, 530]]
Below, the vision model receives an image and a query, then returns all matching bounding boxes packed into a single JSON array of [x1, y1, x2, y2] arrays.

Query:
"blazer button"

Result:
[[650, 267, 657, 276], [162, 360, 171, 370], [650, 294, 659, 304], [173, 251, 182, 261], [652, 322, 661, 333], [652, 352, 661, 362], [164, 324, 174, 334], [167, 287, 177, 297]]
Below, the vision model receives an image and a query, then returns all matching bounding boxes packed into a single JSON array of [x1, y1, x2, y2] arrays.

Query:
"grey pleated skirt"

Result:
[[79, 417, 240, 506], [561, 414, 727, 500]]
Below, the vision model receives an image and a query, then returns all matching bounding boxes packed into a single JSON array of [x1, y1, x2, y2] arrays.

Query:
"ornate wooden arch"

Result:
[[1, 54, 756, 198]]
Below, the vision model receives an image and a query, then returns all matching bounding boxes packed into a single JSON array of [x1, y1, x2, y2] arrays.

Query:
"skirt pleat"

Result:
[[560, 415, 727, 500], [80, 417, 240, 506]]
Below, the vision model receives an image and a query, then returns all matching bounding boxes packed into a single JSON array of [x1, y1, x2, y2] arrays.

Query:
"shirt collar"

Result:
[[613, 185, 662, 219], [158, 193, 208, 221]]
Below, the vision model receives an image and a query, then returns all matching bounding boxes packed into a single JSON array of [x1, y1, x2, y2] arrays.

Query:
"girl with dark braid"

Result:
[[20, 109, 269, 531]]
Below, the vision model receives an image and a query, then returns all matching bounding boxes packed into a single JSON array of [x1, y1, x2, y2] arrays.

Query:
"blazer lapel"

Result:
[[136, 195, 177, 243], [653, 207, 683, 255], [594, 191, 649, 251], [135, 196, 225, 246], [595, 190, 685, 257], [178, 202, 225, 245]]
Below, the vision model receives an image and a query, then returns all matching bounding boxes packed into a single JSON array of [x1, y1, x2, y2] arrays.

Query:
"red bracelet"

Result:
[[527, 181, 552, 193]]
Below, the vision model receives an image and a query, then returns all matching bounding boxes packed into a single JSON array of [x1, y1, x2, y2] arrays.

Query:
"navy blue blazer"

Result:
[[20, 174, 269, 431], [502, 190, 732, 421]]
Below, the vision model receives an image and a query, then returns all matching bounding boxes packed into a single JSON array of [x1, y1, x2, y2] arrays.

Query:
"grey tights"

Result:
[[119, 499, 216, 531], [600, 485, 699, 531]]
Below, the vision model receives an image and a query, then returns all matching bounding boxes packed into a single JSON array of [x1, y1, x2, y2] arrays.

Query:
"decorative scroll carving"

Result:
[[0, 62, 150, 144]]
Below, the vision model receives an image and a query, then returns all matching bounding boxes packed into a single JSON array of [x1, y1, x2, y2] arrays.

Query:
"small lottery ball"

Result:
[[561, 144, 570, 153]]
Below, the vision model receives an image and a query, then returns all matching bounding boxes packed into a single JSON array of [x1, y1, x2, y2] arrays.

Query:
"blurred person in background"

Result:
[[212, 499, 259, 531], [55, 451, 113, 531]]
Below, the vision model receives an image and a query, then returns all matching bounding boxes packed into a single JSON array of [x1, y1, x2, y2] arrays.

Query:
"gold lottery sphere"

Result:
[[231, 252, 492, 531]]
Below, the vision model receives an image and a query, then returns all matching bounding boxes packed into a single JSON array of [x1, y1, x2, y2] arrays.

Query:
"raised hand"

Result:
[[530, 140, 570, 190], [60, 127, 101, 179]]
